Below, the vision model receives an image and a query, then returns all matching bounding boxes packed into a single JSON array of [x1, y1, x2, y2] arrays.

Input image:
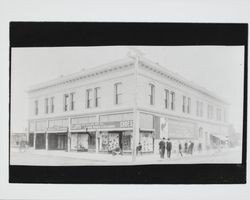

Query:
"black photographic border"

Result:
[[9, 22, 248, 184]]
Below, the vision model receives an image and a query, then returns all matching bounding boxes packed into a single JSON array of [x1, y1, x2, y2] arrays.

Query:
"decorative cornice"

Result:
[[28, 58, 134, 93], [139, 58, 229, 105]]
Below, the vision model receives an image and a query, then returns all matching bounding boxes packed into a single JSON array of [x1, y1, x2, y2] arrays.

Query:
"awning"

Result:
[[210, 134, 228, 141]]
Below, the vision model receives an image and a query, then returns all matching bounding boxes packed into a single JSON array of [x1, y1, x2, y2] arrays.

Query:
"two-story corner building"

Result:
[[27, 52, 230, 155]]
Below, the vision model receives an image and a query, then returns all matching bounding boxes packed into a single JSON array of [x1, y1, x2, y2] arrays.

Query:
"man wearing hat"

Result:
[[159, 137, 166, 159]]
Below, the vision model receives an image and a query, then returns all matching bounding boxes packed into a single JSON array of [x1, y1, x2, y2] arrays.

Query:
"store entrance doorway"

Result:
[[35, 133, 46, 149]]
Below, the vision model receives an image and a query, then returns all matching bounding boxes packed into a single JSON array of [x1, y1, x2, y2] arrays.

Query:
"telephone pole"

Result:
[[129, 48, 144, 162]]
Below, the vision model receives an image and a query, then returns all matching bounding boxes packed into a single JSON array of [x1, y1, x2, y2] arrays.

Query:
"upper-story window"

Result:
[[200, 102, 203, 117], [183, 96, 191, 114], [50, 97, 54, 113], [196, 101, 199, 116], [216, 108, 222, 121], [164, 89, 169, 109], [34, 100, 39, 115], [182, 96, 186, 113], [224, 109, 227, 122], [44, 98, 49, 114], [114, 82, 122, 105], [63, 94, 69, 111], [94, 87, 100, 107], [211, 106, 214, 119], [70, 93, 75, 111], [207, 104, 214, 120], [149, 83, 155, 105], [170, 92, 175, 110], [187, 97, 191, 114], [86, 89, 93, 108], [196, 101, 203, 117]]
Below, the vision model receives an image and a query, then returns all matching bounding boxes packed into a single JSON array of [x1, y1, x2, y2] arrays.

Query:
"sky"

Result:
[[11, 46, 244, 133]]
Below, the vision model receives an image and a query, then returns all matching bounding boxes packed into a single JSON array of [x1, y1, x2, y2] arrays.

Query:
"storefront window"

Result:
[[100, 132, 109, 151], [140, 131, 153, 152]]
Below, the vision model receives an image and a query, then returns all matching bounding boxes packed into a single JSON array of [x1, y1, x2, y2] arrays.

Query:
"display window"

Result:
[[108, 133, 120, 151], [71, 133, 91, 151], [140, 131, 154, 152], [100, 131, 132, 152]]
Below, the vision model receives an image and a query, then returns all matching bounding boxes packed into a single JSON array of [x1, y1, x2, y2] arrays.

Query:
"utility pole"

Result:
[[129, 48, 144, 162]]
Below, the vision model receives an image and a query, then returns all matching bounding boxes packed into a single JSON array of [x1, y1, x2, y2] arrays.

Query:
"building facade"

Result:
[[27, 53, 230, 155]]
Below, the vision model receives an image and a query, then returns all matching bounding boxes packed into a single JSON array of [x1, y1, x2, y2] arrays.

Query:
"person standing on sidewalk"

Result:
[[159, 138, 166, 159], [166, 138, 172, 158], [178, 142, 183, 157], [190, 141, 194, 155], [136, 142, 142, 156], [184, 141, 188, 154]]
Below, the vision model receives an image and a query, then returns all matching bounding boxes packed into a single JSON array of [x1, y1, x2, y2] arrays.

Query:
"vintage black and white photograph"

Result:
[[1, 0, 250, 199], [8, 22, 247, 184], [10, 45, 244, 166]]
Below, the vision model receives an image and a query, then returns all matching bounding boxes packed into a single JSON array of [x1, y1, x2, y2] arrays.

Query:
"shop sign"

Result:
[[71, 120, 133, 130], [168, 119, 195, 139], [47, 126, 68, 132]]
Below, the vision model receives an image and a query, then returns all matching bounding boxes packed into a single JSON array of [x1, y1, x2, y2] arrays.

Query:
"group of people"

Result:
[[159, 138, 196, 159], [159, 138, 172, 159]]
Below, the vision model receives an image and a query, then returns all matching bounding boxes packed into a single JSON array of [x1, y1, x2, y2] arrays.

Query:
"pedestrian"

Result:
[[190, 141, 194, 155], [188, 140, 192, 154], [136, 142, 142, 155], [19, 140, 27, 152], [198, 143, 202, 153], [178, 142, 183, 157], [159, 138, 166, 159], [166, 138, 172, 158], [184, 141, 188, 153]]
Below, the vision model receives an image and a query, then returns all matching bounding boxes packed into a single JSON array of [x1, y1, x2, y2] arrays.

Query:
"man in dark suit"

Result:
[[159, 138, 166, 159], [166, 138, 172, 158]]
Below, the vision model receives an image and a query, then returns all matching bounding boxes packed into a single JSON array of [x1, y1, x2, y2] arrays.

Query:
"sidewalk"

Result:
[[11, 147, 241, 165]]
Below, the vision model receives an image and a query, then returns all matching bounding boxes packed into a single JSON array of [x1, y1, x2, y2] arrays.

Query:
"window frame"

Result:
[[164, 89, 169, 109], [86, 89, 93, 108], [170, 91, 175, 110], [149, 83, 155, 105], [44, 98, 49, 114], [114, 82, 122, 105], [34, 100, 39, 115], [94, 87, 100, 107]]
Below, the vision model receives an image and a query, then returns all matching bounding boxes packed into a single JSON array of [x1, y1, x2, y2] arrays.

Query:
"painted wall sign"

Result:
[[168, 119, 195, 139], [47, 126, 68, 132], [71, 120, 133, 130]]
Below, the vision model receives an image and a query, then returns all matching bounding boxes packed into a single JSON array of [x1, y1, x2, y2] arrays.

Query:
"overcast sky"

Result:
[[11, 46, 244, 133]]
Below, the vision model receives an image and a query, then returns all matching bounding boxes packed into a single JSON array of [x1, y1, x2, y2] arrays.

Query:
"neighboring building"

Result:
[[11, 132, 28, 147], [27, 52, 230, 154]]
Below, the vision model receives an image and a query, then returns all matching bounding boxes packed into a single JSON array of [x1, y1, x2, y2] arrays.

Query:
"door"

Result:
[[58, 134, 67, 150], [48, 133, 58, 150], [35, 133, 46, 149], [29, 133, 34, 147]]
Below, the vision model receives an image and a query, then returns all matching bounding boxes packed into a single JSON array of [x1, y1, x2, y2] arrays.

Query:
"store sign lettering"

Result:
[[71, 120, 133, 130], [47, 127, 68, 132]]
